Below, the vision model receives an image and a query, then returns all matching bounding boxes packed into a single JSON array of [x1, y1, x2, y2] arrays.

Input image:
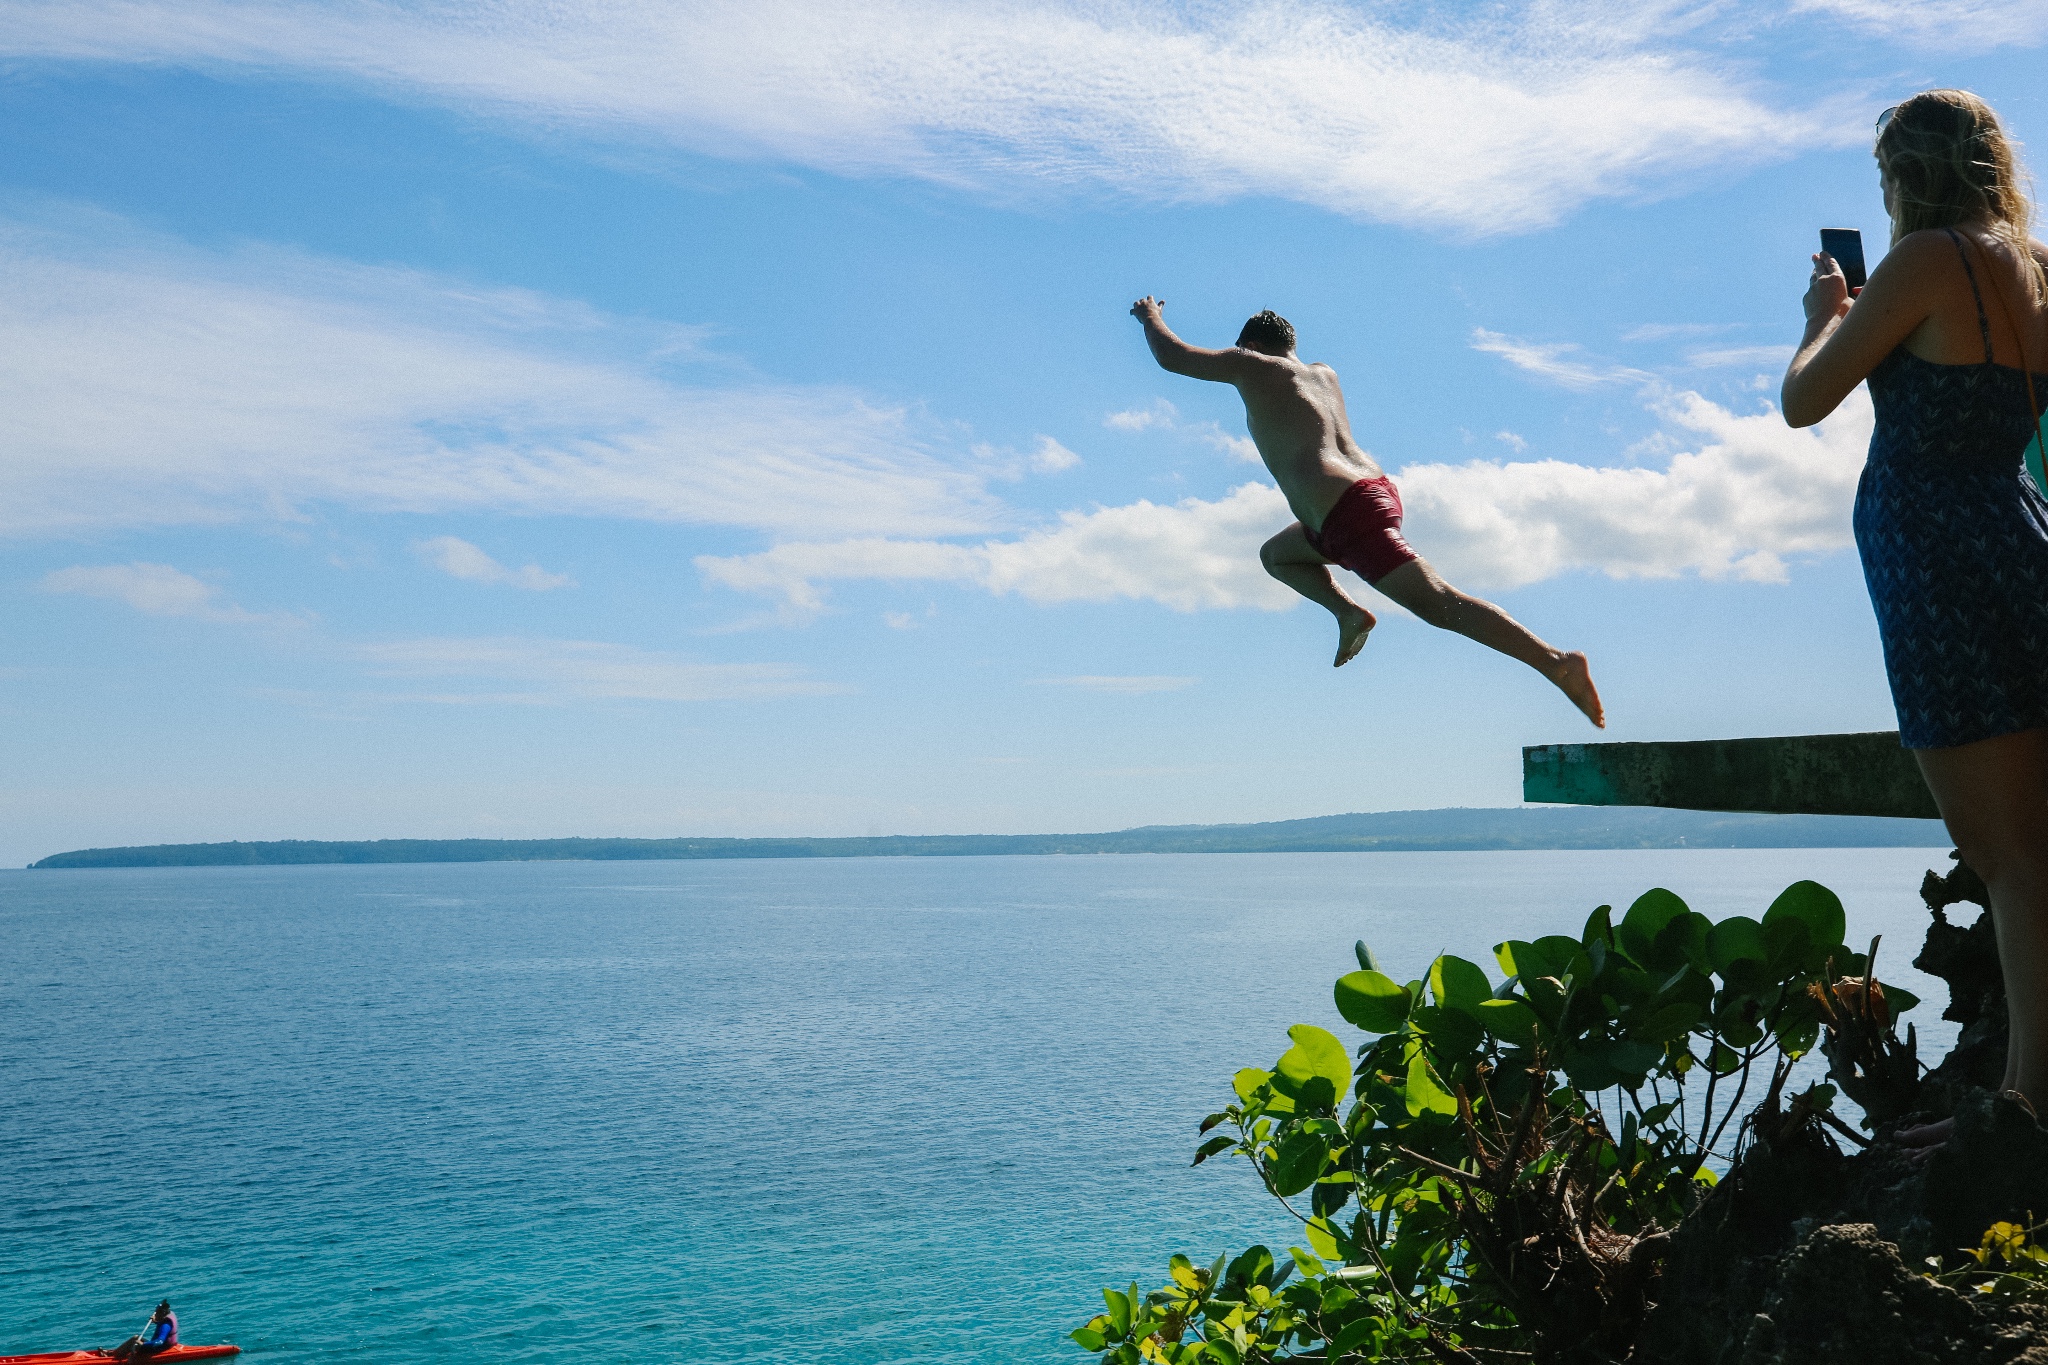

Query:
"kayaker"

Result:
[[106, 1301, 177, 1360]]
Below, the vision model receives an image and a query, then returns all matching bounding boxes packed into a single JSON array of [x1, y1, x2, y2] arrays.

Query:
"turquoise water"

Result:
[[1, 848, 1956, 1361]]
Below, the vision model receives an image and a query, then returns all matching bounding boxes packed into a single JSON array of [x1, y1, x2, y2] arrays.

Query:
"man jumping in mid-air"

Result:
[[1130, 297, 1604, 727]]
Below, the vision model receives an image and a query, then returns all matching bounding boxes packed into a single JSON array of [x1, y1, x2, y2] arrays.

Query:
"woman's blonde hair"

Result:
[[1877, 88, 2046, 303]]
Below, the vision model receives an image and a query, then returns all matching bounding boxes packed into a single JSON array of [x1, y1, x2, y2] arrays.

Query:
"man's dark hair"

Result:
[[1236, 310, 1296, 354]]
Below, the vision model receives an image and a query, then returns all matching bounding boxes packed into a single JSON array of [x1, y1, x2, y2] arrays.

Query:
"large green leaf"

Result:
[[1627, 1000, 1702, 1043], [1304, 1216, 1343, 1261], [1429, 954, 1493, 1013], [1761, 916, 1813, 976], [1495, 939, 1563, 981], [1617, 887, 1690, 966], [1334, 970, 1411, 1033], [1403, 1038, 1459, 1117], [1707, 915, 1768, 973], [1410, 1004, 1484, 1063], [1521, 974, 1568, 1030], [1475, 997, 1540, 1045], [1233, 1068, 1271, 1103], [1571, 1037, 1662, 1088], [1276, 1024, 1352, 1099], [1270, 1127, 1328, 1195], [1582, 903, 1615, 948], [1536, 935, 1592, 981], [1102, 1286, 1132, 1335], [1764, 880, 1847, 950]]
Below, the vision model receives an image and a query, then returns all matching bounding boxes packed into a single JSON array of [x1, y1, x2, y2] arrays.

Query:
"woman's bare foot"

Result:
[[1334, 607, 1375, 667], [1548, 650, 1605, 727], [1897, 1115, 1954, 1163]]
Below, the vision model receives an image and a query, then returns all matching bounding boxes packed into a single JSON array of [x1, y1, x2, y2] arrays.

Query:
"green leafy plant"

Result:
[[1925, 1218, 2048, 1303], [1073, 881, 1920, 1364]]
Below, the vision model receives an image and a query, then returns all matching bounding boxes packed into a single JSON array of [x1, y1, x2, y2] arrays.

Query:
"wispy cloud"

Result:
[[353, 637, 843, 704], [1686, 344, 1796, 369], [0, 1, 1859, 233], [414, 536, 574, 591], [1032, 675, 1198, 694], [0, 204, 997, 540], [1789, 0, 2048, 47], [1623, 322, 1743, 342], [1105, 398, 1261, 464], [1470, 329, 1653, 389], [39, 562, 297, 623]]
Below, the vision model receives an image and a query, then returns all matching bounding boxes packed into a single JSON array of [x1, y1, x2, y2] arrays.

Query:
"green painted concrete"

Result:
[[1522, 731, 1941, 821]]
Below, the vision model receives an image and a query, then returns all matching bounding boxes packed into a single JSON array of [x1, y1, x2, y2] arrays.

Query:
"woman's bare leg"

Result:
[[1371, 558, 1604, 727], [1914, 729, 2048, 1114], [1261, 524, 1375, 666]]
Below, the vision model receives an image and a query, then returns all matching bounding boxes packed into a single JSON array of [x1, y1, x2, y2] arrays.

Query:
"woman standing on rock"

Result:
[[1782, 89, 2048, 1132]]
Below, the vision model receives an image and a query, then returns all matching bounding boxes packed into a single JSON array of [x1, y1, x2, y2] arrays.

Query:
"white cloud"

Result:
[[1396, 388, 1871, 588], [1028, 436, 1081, 473], [1495, 431, 1529, 453], [1201, 426, 1264, 464], [353, 636, 842, 703], [414, 536, 574, 591], [39, 562, 292, 623], [0, 0, 1858, 233], [0, 205, 997, 540], [1032, 675, 1198, 694], [697, 382, 1874, 610], [1106, 400, 1178, 432], [696, 482, 1296, 614], [1789, 0, 2048, 47]]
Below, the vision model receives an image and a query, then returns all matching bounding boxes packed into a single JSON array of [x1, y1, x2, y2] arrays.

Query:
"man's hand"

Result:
[[1130, 295, 1165, 323]]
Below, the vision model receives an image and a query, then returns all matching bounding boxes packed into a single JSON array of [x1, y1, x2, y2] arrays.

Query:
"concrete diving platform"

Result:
[[1523, 731, 1940, 821]]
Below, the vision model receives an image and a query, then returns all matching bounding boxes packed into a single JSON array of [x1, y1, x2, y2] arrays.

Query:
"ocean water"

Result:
[[1, 848, 1960, 1362]]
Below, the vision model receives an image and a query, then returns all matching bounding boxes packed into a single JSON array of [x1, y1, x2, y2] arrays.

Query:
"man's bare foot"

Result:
[[1335, 608, 1375, 667], [1548, 650, 1605, 727]]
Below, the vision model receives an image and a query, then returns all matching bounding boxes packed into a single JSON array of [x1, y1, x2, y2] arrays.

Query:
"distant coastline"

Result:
[[28, 806, 1949, 869]]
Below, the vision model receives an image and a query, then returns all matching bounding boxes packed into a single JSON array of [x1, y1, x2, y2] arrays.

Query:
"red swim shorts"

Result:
[[1302, 476, 1420, 585]]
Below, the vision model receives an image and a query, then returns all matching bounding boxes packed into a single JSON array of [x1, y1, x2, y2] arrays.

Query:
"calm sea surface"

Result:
[[1, 848, 1958, 1361]]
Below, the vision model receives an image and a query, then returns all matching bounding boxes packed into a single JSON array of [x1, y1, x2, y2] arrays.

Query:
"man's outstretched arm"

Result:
[[1130, 296, 1248, 383]]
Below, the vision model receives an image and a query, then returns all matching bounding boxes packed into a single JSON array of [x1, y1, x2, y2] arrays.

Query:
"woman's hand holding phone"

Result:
[[1804, 252, 1852, 327]]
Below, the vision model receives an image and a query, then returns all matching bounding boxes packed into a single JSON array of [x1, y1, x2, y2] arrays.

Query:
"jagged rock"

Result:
[[1638, 853, 2048, 1362], [1733, 1223, 2048, 1364], [1914, 853, 2008, 1098]]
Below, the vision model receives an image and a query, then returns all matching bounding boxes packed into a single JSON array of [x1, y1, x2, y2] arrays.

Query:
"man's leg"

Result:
[[1261, 524, 1375, 667], [1371, 558, 1604, 727]]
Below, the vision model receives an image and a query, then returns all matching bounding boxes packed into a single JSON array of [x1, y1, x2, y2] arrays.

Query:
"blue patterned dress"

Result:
[[1854, 229, 2048, 749]]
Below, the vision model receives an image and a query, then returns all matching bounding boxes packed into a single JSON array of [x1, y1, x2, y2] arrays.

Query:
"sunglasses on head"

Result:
[[1877, 105, 1898, 135]]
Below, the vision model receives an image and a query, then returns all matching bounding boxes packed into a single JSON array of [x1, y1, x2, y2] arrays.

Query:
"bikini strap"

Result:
[[1944, 226, 1996, 364]]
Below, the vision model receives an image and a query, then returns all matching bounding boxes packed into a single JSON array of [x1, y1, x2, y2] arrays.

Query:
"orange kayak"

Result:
[[0, 1349, 240, 1364]]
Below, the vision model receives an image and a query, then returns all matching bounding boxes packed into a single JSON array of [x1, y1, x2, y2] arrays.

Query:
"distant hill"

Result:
[[27, 806, 1949, 868]]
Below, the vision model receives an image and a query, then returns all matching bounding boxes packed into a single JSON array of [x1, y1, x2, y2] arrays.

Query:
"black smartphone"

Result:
[[1820, 227, 1867, 293]]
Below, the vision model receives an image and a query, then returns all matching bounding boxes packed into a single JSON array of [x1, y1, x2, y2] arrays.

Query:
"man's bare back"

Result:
[[1130, 297, 1603, 727]]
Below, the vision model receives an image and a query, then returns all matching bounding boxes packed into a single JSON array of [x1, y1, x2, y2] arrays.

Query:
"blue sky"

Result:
[[3, 0, 2045, 865]]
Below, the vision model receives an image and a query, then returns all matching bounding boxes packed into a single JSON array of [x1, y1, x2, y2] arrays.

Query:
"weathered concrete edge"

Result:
[[1523, 731, 1942, 821]]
